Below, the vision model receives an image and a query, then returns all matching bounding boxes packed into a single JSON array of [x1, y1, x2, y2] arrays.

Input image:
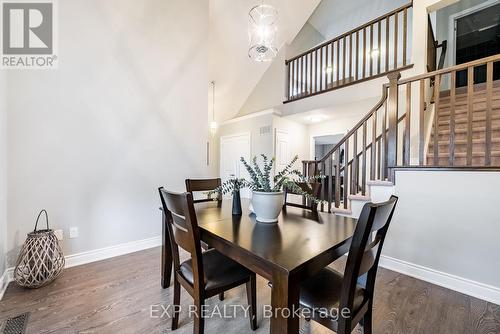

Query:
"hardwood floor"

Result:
[[0, 247, 499, 334]]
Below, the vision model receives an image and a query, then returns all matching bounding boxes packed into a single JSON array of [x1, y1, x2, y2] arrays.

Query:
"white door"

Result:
[[275, 130, 291, 172], [220, 132, 251, 198]]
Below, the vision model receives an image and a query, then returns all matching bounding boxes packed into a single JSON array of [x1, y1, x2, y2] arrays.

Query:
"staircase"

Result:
[[301, 54, 500, 218], [428, 80, 500, 166]]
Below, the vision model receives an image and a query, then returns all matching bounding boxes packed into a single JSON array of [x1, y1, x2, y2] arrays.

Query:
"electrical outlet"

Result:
[[54, 229, 63, 241], [69, 227, 79, 239]]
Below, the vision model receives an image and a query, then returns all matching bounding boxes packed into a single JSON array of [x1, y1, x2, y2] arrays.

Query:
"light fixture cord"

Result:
[[211, 81, 215, 121]]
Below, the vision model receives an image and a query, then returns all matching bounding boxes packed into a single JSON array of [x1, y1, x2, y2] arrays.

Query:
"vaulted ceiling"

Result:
[[209, 0, 321, 121]]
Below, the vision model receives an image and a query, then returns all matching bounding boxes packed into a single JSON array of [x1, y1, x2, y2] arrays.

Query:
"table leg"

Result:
[[161, 210, 172, 288], [270, 271, 300, 334]]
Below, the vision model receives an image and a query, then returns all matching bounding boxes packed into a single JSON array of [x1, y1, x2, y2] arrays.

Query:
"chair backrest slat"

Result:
[[340, 195, 398, 314], [185, 178, 222, 204], [284, 182, 321, 212], [158, 187, 204, 289]]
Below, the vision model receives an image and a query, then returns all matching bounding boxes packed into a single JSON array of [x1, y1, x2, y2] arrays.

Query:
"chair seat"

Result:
[[300, 267, 366, 319], [180, 249, 251, 292]]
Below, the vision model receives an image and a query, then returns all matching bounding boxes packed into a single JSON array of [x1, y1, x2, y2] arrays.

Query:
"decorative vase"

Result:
[[232, 189, 242, 215], [251, 191, 284, 223]]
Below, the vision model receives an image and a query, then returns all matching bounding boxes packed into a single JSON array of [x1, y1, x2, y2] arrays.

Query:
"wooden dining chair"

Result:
[[158, 187, 257, 334], [298, 195, 398, 334], [185, 178, 222, 206], [283, 182, 322, 212]]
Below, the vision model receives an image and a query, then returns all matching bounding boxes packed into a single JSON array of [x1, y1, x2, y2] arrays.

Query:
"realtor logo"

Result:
[[1, 0, 57, 68]]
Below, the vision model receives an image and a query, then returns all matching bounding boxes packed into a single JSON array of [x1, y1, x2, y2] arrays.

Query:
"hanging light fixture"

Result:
[[209, 81, 217, 136], [248, 2, 278, 62]]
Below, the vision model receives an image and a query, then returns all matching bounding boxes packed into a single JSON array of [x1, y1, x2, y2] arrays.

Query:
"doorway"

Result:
[[220, 132, 251, 198], [453, 1, 500, 87]]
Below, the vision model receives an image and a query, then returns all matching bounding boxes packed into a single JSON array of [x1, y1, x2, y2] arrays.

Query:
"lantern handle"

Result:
[[34, 209, 50, 231]]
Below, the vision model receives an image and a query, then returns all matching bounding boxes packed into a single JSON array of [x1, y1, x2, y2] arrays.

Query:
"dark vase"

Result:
[[232, 190, 242, 216]]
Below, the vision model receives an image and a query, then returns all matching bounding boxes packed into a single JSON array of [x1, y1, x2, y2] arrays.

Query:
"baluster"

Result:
[[320, 47, 324, 92], [352, 131, 358, 195], [301, 56, 305, 94], [486, 61, 493, 165], [371, 111, 377, 180], [369, 24, 374, 77], [362, 122, 367, 195], [377, 20, 382, 74], [394, 11, 398, 70], [336, 39, 340, 85], [293, 60, 298, 98], [362, 27, 366, 79], [348, 34, 352, 82], [321, 161, 326, 212], [403, 8, 408, 66], [377, 138, 382, 179], [330, 42, 334, 85], [467, 66, 473, 166], [335, 149, 341, 208], [419, 79, 425, 165], [404, 83, 411, 165], [344, 139, 349, 209], [342, 38, 346, 85], [434, 74, 441, 165], [309, 53, 313, 94], [315, 50, 318, 93], [328, 154, 333, 212], [286, 62, 291, 100], [449, 72, 456, 165], [355, 31, 359, 81], [385, 16, 390, 71]]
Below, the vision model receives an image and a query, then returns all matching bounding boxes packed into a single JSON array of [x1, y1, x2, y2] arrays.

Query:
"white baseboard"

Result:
[[0, 268, 11, 300], [0, 235, 162, 300], [380, 255, 500, 306], [65, 235, 161, 268]]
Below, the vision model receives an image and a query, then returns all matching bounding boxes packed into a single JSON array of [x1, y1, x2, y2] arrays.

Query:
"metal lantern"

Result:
[[248, 3, 278, 62], [14, 210, 65, 288]]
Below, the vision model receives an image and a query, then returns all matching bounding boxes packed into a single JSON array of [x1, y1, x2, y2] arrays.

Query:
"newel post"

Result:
[[386, 72, 401, 181]]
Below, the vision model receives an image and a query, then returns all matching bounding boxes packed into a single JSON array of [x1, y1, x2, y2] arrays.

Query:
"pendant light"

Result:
[[209, 81, 217, 136], [248, 1, 278, 62]]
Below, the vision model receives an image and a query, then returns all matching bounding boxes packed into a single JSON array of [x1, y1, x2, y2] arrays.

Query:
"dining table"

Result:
[[161, 198, 358, 334]]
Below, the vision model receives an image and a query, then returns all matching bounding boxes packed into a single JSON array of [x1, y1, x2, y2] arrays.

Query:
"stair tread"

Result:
[[430, 137, 500, 146]]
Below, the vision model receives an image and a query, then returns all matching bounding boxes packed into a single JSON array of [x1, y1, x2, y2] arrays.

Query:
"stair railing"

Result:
[[304, 53, 500, 212], [285, 2, 413, 103]]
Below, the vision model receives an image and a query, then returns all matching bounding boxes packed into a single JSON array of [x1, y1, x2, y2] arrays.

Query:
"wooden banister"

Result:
[[304, 53, 500, 213], [285, 3, 413, 103]]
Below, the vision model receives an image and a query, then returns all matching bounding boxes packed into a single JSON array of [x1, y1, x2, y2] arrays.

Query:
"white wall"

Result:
[[0, 71, 7, 279], [385, 170, 500, 297], [5, 0, 210, 266]]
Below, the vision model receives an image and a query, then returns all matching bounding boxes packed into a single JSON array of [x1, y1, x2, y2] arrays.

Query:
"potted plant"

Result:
[[213, 154, 322, 223]]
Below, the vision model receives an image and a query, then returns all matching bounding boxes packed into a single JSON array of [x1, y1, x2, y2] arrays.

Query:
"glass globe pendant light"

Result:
[[248, 2, 278, 62]]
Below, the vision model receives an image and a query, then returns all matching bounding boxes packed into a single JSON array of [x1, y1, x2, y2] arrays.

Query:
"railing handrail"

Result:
[[398, 53, 500, 85], [285, 2, 413, 65], [316, 84, 389, 163]]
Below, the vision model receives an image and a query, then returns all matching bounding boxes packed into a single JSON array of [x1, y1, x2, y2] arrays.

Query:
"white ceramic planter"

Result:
[[251, 191, 284, 223]]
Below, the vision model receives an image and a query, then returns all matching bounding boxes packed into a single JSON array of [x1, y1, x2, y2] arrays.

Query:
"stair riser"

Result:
[[429, 142, 500, 152], [437, 119, 500, 131], [436, 129, 500, 141]]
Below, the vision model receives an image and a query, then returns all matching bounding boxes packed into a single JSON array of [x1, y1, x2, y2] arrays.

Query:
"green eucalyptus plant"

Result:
[[211, 154, 323, 204]]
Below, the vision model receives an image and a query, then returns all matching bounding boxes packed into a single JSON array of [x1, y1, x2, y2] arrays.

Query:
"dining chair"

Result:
[[283, 182, 322, 212], [158, 187, 257, 334], [298, 195, 398, 334], [185, 178, 222, 206]]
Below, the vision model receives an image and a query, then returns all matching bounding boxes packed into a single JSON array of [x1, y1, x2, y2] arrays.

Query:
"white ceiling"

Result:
[[209, 0, 321, 121]]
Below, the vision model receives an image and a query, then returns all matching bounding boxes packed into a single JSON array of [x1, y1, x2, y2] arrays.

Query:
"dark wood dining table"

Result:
[[161, 199, 357, 334]]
